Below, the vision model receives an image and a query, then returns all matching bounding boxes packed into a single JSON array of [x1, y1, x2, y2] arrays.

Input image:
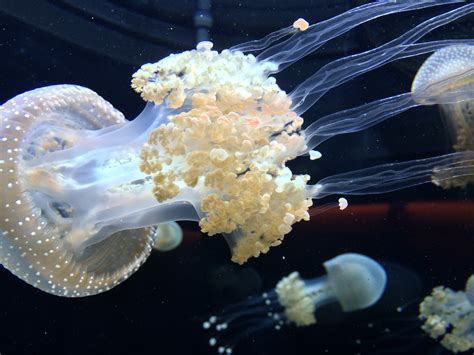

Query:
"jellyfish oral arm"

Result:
[[230, 26, 295, 53], [420, 275, 474, 353], [310, 151, 474, 199], [302, 60, 474, 152], [21, 103, 199, 252]]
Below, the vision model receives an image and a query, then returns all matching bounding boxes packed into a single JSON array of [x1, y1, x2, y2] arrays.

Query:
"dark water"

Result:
[[0, 1, 473, 354]]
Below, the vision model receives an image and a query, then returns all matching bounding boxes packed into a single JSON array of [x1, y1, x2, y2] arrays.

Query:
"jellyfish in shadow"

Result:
[[360, 274, 474, 354], [152, 221, 183, 252], [207, 264, 263, 305], [201, 253, 386, 354], [419, 274, 474, 353], [1, 0, 474, 297]]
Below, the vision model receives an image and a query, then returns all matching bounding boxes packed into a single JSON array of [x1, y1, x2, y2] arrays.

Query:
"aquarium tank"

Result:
[[0, 0, 473, 354]]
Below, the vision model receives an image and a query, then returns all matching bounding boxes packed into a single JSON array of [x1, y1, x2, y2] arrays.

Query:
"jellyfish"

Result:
[[202, 253, 387, 354], [357, 273, 474, 354], [419, 274, 474, 353], [428, 45, 474, 189], [1, 0, 474, 297], [152, 221, 183, 252]]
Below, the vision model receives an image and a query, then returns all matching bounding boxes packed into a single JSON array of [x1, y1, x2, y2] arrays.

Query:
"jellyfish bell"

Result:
[[412, 44, 474, 105], [203, 253, 387, 353], [135, 1, 474, 265], [320, 253, 387, 312], [152, 221, 183, 252], [0, 85, 157, 297], [0, 84, 202, 297]]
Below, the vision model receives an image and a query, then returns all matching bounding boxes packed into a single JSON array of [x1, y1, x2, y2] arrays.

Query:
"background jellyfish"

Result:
[[419, 274, 474, 353], [351, 271, 474, 354], [437, 97, 474, 189], [152, 221, 183, 252], [201, 253, 386, 354], [1, 0, 474, 297]]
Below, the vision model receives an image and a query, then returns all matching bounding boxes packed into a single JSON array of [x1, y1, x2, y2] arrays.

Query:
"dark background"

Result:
[[0, 1, 473, 354]]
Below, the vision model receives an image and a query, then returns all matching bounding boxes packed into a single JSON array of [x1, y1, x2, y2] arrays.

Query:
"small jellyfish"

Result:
[[419, 274, 474, 353], [152, 221, 183, 252], [203, 253, 386, 353], [1, 0, 474, 296]]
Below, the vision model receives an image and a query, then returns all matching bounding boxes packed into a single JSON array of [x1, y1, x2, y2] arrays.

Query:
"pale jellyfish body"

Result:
[[1, 0, 474, 296], [202, 253, 387, 353]]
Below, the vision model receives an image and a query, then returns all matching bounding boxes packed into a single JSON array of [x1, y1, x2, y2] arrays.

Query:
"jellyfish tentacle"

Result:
[[290, 3, 474, 114], [392, 39, 474, 62], [230, 26, 295, 53], [258, 0, 466, 71], [152, 221, 183, 252], [310, 151, 474, 199], [412, 44, 474, 104], [303, 93, 417, 151], [292, 40, 474, 116], [302, 47, 474, 151], [0, 85, 158, 297]]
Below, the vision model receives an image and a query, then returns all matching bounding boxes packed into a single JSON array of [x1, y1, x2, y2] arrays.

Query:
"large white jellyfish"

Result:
[[202, 253, 387, 354], [1, 0, 474, 297], [419, 274, 474, 353]]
